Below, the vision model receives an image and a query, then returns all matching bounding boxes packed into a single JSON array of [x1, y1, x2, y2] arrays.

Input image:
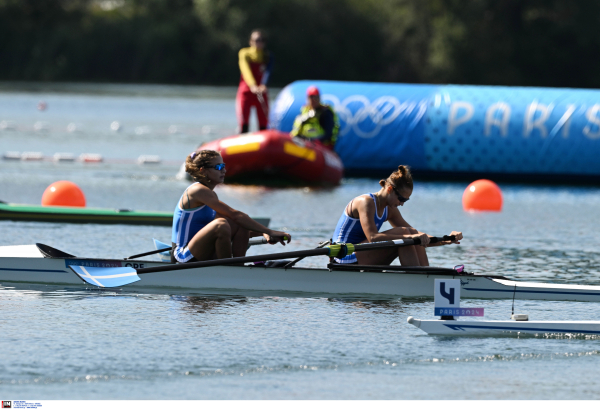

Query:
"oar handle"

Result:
[[249, 237, 268, 246], [338, 235, 455, 254], [428, 235, 456, 244]]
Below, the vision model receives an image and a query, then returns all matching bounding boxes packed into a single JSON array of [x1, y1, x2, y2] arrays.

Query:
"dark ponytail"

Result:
[[381, 165, 413, 189]]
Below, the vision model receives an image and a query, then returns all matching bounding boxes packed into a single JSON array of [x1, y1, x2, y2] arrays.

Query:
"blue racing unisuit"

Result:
[[171, 182, 217, 262]]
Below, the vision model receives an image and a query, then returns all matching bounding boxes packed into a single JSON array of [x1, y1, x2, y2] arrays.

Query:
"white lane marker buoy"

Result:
[[110, 121, 122, 131], [138, 155, 161, 164], [0, 120, 16, 130], [33, 121, 49, 132], [21, 152, 44, 161], [53, 153, 76, 162]]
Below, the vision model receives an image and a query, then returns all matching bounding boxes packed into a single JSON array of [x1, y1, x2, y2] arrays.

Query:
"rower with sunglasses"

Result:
[[331, 165, 462, 266], [171, 150, 291, 263]]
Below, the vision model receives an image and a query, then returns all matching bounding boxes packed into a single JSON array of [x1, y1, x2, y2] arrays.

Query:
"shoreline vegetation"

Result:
[[1, 0, 599, 89], [0, 81, 254, 98]]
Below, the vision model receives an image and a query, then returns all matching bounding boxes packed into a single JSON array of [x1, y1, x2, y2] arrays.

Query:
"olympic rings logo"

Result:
[[322, 94, 408, 138]]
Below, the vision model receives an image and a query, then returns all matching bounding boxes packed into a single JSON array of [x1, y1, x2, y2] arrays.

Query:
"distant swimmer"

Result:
[[331, 165, 462, 266], [237, 29, 273, 134], [172, 150, 291, 263], [290, 86, 339, 150]]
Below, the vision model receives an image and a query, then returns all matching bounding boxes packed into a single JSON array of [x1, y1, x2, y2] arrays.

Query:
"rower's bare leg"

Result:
[[187, 218, 232, 260], [357, 246, 422, 266], [402, 227, 429, 266], [226, 218, 250, 257], [357, 226, 426, 266], [414, 246, 429, 266], [397, 247, 422, 266], [356, 247, 398, 265]]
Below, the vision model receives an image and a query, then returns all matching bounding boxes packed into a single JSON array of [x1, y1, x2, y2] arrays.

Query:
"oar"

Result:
[[125, 247, 169, 260], [68, 236, 455, 288], [125, 237, 270, 260], [283, 240, 330, 269]]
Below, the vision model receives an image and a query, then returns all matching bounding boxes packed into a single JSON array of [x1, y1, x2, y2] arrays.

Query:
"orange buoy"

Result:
[[41, 181, 86, 207], [462, 179, 503, 212]]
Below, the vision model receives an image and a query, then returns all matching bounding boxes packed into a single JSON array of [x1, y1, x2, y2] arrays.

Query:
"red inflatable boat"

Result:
[[196, 130, 343, 186]]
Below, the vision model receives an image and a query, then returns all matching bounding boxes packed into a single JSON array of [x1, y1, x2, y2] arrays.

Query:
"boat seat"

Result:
[[262, 260, 293, 268]]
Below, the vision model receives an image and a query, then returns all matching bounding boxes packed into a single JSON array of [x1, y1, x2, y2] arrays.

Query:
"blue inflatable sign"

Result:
[[271, 80, 600, 179]]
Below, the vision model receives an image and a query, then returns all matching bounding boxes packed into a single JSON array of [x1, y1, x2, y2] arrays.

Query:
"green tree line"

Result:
[[1, 0, 600, 88]]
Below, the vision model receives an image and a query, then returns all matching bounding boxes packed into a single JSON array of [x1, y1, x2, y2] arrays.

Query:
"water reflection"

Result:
[[0, 283, 127, 301], [171, 294, 248, 314], [325, 297, 428, 314], [462, 246, 600, 283]]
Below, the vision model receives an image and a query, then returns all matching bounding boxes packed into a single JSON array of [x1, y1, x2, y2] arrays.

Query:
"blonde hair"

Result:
[[185, 150, 221, 182], [379, 165, 413, 190]]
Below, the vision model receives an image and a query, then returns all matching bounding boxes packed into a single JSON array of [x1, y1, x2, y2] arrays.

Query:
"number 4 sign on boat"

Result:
[[434, 279, 484, 317]]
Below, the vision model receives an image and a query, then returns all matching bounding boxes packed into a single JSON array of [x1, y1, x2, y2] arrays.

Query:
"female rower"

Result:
[[171, 150, 291, 263], [331, 165, 462, 266]]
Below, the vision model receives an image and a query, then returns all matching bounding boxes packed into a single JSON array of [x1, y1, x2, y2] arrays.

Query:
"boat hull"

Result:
[[0, 203, 269, 227], [408, 317, 600, 336], [2, 251, 600, 301]]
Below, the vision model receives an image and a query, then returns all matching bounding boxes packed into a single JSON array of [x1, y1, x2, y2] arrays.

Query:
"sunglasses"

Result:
[[205, 163, 226, 171], [392, 186, 410, 203], [253, 38, 265, 43]]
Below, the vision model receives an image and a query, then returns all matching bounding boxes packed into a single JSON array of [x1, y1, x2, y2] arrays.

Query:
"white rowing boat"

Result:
[[407, 317, 600, 336], [2, 243, 600, 301]]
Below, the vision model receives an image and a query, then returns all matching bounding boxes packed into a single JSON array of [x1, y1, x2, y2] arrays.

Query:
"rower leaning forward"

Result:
[[171, 150, 291, 263], [331, 165, 462, 266]]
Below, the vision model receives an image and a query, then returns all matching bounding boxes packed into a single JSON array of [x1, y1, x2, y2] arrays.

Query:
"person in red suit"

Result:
[[236, 30, 273, 134]]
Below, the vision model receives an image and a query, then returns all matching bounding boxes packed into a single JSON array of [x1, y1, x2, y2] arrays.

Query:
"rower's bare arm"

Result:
[[230, 209, 291, 245], [387, 207, 412, 229], [187, 185, 217, 209], [180, 183, 210, 208], [357, 196, 380, 242], [204, 197, 267, 233], [359, 201, 429, 245], [199, 191, 291, 245]]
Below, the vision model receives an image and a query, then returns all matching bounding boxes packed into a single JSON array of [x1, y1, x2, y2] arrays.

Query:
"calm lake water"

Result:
[[1, 84, 600, 399]]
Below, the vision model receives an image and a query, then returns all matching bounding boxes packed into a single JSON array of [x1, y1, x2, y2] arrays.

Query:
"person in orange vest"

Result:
[[236, 30, 273, 134]]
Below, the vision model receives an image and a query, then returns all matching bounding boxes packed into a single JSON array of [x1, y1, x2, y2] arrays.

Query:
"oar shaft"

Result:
[[126, 247, 169, 260], [137, 247, 332, 274], [126, 237, 269, 260], [135, 237, 455, 275]]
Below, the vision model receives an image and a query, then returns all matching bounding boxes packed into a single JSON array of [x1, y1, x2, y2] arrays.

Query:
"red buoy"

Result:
[[462, 179, 503, 212], [41, 181, 86, 207]]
